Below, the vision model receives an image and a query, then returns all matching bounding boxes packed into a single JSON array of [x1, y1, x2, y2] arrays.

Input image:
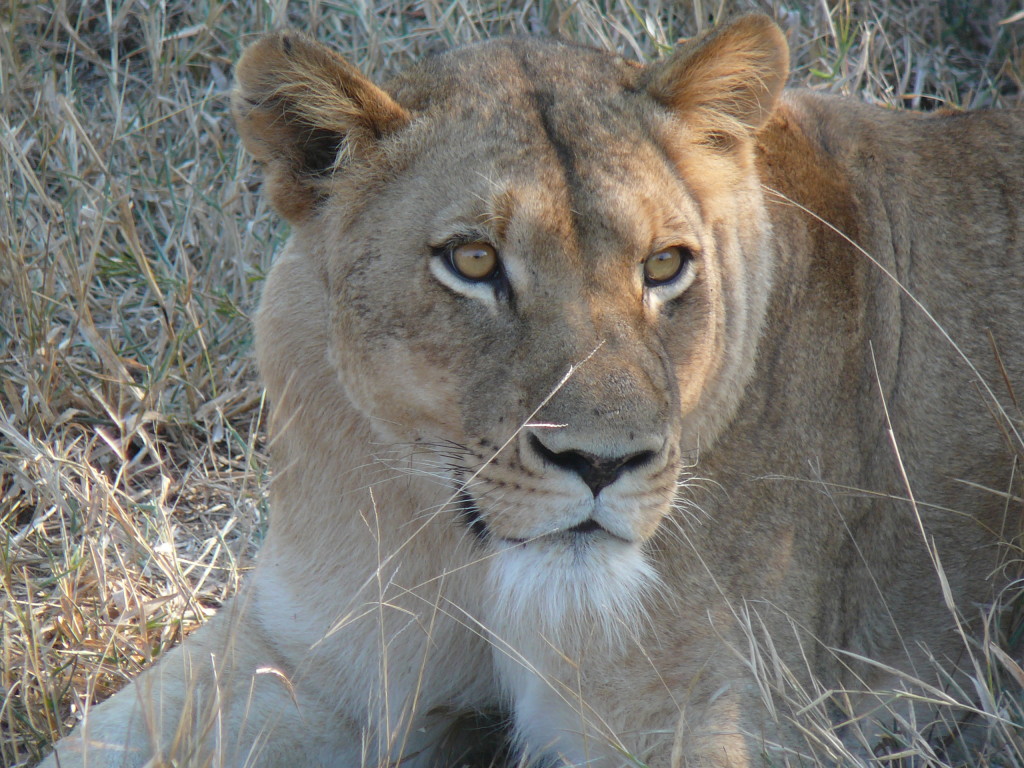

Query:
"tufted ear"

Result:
[[643, 14, 788, 145], [231, 32, 410, 222]]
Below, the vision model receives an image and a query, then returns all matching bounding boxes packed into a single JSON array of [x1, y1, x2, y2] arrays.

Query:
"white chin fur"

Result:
[[485, 535, 659, 659]]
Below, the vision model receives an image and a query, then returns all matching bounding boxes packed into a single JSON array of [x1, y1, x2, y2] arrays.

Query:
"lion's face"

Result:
[[233, 25, 787, 628], [309, 41, 776, 558]]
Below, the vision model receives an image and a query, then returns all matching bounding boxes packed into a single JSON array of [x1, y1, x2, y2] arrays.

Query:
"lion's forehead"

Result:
[[389, 39, 660, 167], [390, 38, 642, 114], [369, 41, 708, 275]]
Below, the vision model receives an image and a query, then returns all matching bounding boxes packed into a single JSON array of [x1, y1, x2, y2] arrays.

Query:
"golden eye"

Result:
[[643, 246, 690, 286], [449, 242, 499, 281]]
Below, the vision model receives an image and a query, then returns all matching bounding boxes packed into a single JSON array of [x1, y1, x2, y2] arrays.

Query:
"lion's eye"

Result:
[[449, 242, 499, 281], [643, 246, 691, 286]]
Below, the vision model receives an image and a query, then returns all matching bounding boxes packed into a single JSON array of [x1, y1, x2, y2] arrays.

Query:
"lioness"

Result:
[[42, 13, 1023, 768]]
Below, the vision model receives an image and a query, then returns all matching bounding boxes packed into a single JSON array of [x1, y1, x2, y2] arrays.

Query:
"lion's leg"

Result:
[[41, 567, 491, 768], [38, 599, 367, 768]]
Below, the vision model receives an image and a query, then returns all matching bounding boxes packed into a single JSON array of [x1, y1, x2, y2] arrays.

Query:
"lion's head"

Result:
[[233, 17, 789, 647]]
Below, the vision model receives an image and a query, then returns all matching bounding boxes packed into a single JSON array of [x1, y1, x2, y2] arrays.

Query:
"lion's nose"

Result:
[[526, 432, 658, 496]]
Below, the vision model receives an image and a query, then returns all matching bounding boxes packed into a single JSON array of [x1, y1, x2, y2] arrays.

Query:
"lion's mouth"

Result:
[[565, 518, 603, 535], [456, 491, 627, 545], [457, 491, 490, 542]]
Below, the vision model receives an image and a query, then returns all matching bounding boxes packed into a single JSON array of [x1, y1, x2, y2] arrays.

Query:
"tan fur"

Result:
[[42, 15, 1023, 768]]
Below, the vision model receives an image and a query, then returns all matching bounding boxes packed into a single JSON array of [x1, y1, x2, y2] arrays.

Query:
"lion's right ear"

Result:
[[642, 14, 789, 145], [231, 32, 409, 222]]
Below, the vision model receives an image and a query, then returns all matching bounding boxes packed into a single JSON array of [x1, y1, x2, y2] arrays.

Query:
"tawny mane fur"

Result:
[[42, 14, 1023, 768]]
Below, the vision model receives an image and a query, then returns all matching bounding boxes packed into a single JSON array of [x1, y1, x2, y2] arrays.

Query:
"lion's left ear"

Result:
[[643, 14, 789, 143], [231, 32, 410, 222]]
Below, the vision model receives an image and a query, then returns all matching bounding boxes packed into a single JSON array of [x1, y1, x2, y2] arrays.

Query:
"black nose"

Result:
[[527, 433, 657, 496]]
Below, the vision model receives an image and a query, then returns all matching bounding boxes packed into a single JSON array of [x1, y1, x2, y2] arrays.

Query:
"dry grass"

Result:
[[0, 0, 1021, 766]]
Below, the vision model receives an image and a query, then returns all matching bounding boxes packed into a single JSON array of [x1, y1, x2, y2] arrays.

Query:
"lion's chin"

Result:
[[484, 534, 659, 658]]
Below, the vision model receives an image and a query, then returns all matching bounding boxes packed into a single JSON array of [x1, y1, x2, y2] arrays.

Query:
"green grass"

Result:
[[0, 0, 1021, 765]]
